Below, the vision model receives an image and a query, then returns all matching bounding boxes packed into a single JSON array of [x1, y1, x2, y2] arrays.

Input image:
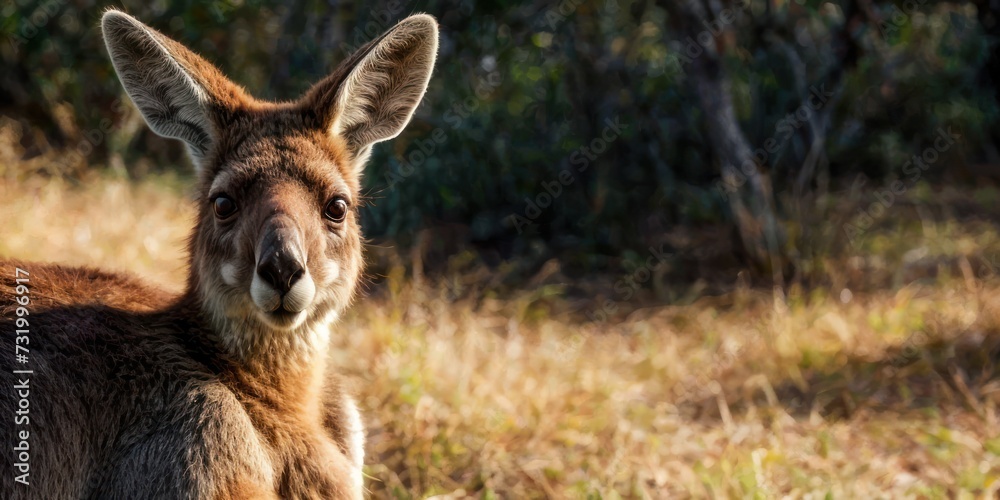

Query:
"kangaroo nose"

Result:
[[257, 256, 303, 295], [256, 227, 304, 295]]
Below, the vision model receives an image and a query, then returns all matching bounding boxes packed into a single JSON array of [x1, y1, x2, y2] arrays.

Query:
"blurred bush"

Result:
[[1, 0, 998, 278]]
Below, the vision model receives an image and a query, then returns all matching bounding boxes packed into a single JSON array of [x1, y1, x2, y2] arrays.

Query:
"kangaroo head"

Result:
[[101, 10, 438, 358]]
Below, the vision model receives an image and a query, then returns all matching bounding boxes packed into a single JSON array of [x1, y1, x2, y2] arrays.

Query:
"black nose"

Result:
[[256, 227, 304, 295], [257, 255, 304, 295]]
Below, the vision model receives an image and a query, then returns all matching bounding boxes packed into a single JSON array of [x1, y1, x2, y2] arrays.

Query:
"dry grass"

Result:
[[4, 172, 1000, 498]]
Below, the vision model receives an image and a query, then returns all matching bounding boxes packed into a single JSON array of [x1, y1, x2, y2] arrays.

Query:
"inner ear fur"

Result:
[[101, 9, 251, 168], [301, 14, 439, 165]]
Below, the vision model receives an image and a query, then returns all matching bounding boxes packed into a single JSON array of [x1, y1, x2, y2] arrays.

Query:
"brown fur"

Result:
[[1, 9, 438, 499]]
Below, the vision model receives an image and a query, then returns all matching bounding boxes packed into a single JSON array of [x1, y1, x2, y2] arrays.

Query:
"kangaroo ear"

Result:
[[101, 10, 249, 170], [303, 14, 439, 167]]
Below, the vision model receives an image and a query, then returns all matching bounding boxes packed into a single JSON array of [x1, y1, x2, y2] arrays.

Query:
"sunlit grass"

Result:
[[0, 172, 193, 291], [3, 172, 1000, 497]]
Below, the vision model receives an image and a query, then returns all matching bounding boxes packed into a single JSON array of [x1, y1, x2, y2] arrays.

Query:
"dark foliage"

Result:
[[2, 0, 998, 279]]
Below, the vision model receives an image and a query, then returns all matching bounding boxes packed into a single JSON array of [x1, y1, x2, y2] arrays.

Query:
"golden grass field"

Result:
[[3, 168, 1000, 498]]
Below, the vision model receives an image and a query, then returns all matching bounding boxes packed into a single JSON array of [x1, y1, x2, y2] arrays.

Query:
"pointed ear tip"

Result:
[[400, 13, 439, 35], [101, 9, 128, 23], [101, 9, 139, 34]]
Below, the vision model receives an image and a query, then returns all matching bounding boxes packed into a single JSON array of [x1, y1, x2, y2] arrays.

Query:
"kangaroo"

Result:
[[1, 9, 438, 499]]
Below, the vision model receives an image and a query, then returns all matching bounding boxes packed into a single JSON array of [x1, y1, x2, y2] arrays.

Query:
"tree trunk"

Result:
[[667, 0, 786, 285]]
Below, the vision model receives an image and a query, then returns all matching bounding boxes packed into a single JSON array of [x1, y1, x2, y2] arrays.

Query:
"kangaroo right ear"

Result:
[[101, 10, 249, 170], [302, 14, 439, 168]]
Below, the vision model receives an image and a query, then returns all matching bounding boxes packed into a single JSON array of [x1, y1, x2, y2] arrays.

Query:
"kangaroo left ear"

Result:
[[101, 9, 252, 171], [302, 14, 439, 167]]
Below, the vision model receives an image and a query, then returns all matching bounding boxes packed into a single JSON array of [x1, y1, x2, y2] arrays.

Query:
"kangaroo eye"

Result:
[[213, 195, 238, 219], [324, 198, 348, 223]]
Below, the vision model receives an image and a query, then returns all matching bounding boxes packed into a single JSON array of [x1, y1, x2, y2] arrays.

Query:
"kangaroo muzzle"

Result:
[[257, 226, 304, 295], [250, 219, 317, 320]]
